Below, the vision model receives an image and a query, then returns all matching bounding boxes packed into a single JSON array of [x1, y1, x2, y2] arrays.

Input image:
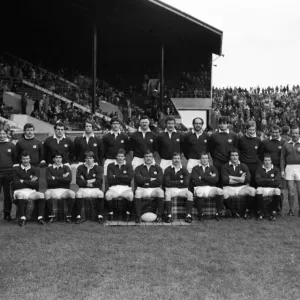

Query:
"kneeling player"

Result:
[[134, 150, 164, 223], [76, 151, 104, 224], [221, 149, 256, 219], [106, 149, 134, 221], [45, 151, 76, 223], [190, 152, 223, 221], [255, 154, 281, 221], [164, 152, 193, 223], [13, 151, 45, 226]]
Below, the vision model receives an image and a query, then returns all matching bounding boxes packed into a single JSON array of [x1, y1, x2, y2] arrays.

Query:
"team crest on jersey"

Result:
[[255, 146, 258, 149], [93, 174, 96, 177], [153, 171, 157, 175], [240, 170, 243, 174], [298, 148, 300, 152], [121, 140, 124, 143], [271, 174, 274, 177], [150, 139, 153, 143], [228, 139, 232, 143], [278, 146, 282, 149], [204, 139, 207, 143], [180, 175, 183, 178], [123, 170, 127, 174], [33, 145, 37, 149], [7, 149, 11, 152], [93, 143, 97, 147], [176, 138, 180, 142], [64, 144, 68, 147], [30, 175, 33, 178]]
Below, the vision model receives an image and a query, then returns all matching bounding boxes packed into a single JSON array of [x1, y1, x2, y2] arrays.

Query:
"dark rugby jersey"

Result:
[[13, 165, 39, 190], [76, 164, 103, 188], [190, 164, 219, 187], [16, 136, 43, 165], [46, 165, 72, 189], [259, 137, 286, 167], [43, 135, 74, 164], [209, 131, 238, 162], [129, 130, 157, 158], [221, 162, 251, 187], [255, 165, 281, 188], [183, 131, 210, 160], [238, 135, 261, 164], [0, 140, 17, 173], [74, 134, 103, 164], [102, 131, 129, 159], [156, 131, 184, 160], [107, 162, 133, 187], [163, 165, 189, 188], [134, 164, 163, 188], [280, 140, 300, 171]]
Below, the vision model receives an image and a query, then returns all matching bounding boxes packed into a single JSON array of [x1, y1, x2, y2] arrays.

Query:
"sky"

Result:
[[161, 0, 300, 88]]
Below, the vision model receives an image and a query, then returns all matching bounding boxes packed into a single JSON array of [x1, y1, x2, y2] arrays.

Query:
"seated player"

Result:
[[134, 150, 164, 223], [190, 152, 224, 221], [221, 148, 256, 219], [44, 151, 76, 223], [255, 154, 281, 221], [13, 151, 45, 226], [76, 151, 104, 224], [163, 152, 193, 223], [106, 149, 134, 221]]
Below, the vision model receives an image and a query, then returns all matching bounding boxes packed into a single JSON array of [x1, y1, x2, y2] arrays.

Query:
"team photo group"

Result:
[[1, 114, 299, 226]]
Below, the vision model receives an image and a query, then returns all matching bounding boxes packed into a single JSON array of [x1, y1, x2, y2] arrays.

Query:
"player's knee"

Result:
[[248, 188, 256, 197], [186, 191, 193, 200], [69, 191, 76, 199], [157, 189, 164, 198], [105, 192, 113, 201], [274, 188, 281, 196], [135, 190, 143, 198], [165, 190, 172, 200], [76, 192, 84, 198], [216, 188, 223, 196]]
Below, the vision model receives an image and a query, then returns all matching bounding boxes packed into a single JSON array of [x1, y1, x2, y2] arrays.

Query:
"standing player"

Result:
[[163, 152, 193, 223], [43, 122, 74, 167], [280, 126, 300, 216], [157, 117, 184, 172], [255, 154, 281, 221], [209, 116, 238, 182], [221, 149, 256, 219], [129, 116, 157, 170], [0, 126, 17, 221], [74, 120, 103, 166], [183, 117, 210, 173], [16, 123, 43, 167], [190, 152, 224, 221], [134, 150, 164, 223], [105, 149, 134, 221], [13, 151, 45, 226], [237, 121, 261, 215], [260, 125, 287, 213], [44, 151, 76, 223], [76, 151, 104, 224], [102, 117, 129, 176]]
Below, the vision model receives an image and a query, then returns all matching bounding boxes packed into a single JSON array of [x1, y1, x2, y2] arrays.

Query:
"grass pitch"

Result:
[[1, 202, 300, 300]]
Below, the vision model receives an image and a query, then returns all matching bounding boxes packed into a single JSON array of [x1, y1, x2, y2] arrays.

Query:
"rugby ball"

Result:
[[141, 212, 157, 222]]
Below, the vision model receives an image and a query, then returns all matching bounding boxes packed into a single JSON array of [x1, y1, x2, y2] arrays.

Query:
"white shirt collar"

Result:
[[83, 132, 95, 138], [165, 129, 177, 134], [229, 161, 240, 166], [138, 127, 151, 133], [270, 136, 281, 141], [245, 133, 257, 138], [143, 162, 155, 167], [21, 164, 31, 171], [53, 133, 66, 140], [53, 164, 63, 169], [192, 129, 203, 135], [200, 163, 210, 169], [0, 138, 9, 143], [110, 130, 121, 135], [114, 161, 126, 166], [262, 164, 274, 171], [24, 135, 34, 140], [218, 129, 230, 134], [171, 164, 182, 170], [288, 139, 300, 144], [84, 163, 95, 169]]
